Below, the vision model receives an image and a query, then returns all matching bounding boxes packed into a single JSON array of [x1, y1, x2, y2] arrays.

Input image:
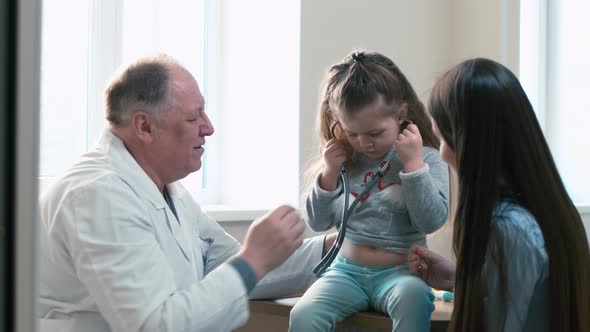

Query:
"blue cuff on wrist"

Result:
[[227, 256, 257, 294]]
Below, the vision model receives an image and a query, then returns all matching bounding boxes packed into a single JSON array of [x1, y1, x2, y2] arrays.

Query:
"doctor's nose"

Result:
[[200, 112, 215, 137]]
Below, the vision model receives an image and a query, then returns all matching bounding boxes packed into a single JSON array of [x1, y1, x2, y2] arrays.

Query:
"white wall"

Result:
[[299, 0, 453, 192], [450, 0, 520, 71], [296, 0, 511, 259], [298, 0, 520, 187], [222, 0, 590, 251]]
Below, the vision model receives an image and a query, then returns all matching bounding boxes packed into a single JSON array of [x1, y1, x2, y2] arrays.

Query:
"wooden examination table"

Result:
[[236, 296, 453, 332]]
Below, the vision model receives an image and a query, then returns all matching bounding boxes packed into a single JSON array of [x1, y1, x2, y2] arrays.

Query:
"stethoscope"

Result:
[[312, 121, 400, 277]]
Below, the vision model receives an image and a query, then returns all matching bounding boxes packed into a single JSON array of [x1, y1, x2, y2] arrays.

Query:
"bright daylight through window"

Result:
[[519, 0, 590, 205], [40, 0, 301, 211]]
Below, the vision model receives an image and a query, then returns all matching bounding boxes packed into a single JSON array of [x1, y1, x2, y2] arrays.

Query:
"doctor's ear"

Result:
[[131, 111, 155, 142]]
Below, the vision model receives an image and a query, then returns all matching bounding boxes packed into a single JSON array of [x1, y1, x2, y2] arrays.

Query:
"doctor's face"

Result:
[[152, 68, 214, 182]]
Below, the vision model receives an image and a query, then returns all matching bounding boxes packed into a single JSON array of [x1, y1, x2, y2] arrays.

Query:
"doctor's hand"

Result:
[[238, 205, 306, 281], [409, 245, 456, 292]]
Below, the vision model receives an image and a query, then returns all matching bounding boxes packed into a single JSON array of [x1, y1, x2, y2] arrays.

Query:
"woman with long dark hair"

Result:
[[410, 58, 590, 331]]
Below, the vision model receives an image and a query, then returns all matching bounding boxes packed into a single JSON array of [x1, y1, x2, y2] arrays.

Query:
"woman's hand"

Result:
[[394, 123, 425, 172], [319, 138, 347, 191], [409, 244, 456, 292]]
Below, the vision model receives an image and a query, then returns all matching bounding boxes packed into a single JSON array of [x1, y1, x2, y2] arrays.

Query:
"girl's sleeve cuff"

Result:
[[313, 174, 342, 198], [399, 163, 430, 180]]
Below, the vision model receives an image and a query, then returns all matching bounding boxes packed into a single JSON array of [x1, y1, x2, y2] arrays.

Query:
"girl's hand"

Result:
[[319, 138, 347, 191], [409, 245, 456, 292], [393, 123, 425, 172]]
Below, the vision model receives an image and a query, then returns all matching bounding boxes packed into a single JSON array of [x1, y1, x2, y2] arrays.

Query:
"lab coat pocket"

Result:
[[198, 236, 214, 275], [40, 312, 110, 332], [40, 318, 75, 332]]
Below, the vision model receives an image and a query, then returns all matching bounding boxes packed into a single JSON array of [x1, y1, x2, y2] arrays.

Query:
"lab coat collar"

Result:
[[97, 129, 167, 209], [97, 129, 194, 262]]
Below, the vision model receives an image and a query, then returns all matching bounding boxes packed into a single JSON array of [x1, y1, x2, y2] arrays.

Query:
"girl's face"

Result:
[[337, 99, 401, 159], [431, 119, 457, 170]]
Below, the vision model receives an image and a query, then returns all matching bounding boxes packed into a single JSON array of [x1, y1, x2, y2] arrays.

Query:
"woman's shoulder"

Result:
[[491, 201, 547, 256], [493, 201, 536, 226]]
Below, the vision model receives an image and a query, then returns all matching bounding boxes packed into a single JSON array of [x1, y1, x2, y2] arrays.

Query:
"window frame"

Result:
[[519, 0, 590, 208], [39, 0, 303, 219]]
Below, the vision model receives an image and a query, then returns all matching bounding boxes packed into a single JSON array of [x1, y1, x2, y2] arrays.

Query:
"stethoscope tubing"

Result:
[[313, 148, 397, 276]]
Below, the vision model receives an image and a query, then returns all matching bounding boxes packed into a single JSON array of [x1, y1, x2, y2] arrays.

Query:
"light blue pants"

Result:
[[289, 255, 434, 332]]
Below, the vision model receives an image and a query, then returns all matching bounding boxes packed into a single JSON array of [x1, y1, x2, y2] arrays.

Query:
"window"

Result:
[[40, 0, 207, 196], [519, 0, 590, 205], [40, 0, 301, 212], [40, 0, 91, 193]]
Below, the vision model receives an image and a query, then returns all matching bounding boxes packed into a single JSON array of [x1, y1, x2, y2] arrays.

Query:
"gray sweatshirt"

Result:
[[304, 146, 449, 253]]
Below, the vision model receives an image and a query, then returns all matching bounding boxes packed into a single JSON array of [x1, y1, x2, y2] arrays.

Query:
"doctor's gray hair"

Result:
[[105, 54, 180, 126]]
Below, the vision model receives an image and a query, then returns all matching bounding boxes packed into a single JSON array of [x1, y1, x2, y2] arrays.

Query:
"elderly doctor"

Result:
[[39, 55, 329, 332]]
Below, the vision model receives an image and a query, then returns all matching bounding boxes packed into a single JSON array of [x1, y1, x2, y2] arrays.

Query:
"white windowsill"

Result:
[[203, 205, 270, 223], [202, 204, 590, 223]]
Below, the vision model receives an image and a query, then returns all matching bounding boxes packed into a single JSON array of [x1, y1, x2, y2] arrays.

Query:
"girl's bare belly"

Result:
[[340, 239, 408, 266]]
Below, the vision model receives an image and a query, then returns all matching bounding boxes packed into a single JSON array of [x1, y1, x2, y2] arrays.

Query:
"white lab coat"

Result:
[[39, 129, 322, 332]]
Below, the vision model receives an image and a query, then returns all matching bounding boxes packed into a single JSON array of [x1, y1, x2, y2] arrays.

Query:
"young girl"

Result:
[[289, 51, 450, 332], [410, 58, 590, 331]]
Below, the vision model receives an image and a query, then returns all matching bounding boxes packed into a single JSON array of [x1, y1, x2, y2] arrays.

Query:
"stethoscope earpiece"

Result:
[[400, 119, 413, 131]]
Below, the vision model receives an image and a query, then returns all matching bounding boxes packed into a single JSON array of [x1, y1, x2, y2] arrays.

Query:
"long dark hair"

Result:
[[429, 58, 590, 331]]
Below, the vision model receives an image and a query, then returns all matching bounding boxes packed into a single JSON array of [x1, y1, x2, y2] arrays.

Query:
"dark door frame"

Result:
[[1, 0, 41, 331]]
